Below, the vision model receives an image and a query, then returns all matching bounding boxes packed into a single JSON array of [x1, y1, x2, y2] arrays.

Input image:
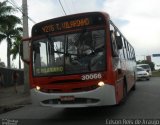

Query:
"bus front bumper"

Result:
[[31, 84, 116, 108]]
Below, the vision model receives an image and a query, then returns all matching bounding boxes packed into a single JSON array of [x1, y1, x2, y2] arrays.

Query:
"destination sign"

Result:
[[32, 13, 106, 36], [42, 18, 90, 33]]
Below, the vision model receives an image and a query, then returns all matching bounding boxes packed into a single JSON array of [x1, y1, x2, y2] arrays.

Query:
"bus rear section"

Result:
[[28, 12, 136, 108]]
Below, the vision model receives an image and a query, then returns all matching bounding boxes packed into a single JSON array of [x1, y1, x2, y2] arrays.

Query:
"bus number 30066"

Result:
[[81, 73, 102, 80]]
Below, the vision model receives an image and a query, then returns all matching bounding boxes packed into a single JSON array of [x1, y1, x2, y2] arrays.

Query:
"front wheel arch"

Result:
[[118, 76, 128, 105]]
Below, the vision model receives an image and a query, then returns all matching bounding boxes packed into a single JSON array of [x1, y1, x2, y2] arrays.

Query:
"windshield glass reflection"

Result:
[[32, 29, 106, 76]]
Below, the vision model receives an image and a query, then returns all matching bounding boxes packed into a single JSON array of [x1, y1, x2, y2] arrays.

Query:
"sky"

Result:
[[0, 0, 160, 69]]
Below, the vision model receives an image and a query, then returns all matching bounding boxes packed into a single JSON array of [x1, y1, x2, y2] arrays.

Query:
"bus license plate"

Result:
[[60, 96, 75, 101]]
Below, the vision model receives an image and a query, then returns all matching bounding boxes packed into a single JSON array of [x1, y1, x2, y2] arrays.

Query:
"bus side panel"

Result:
[[105, 20, 120, 104], [126, 61, 136, 92], [105, 20, 116, 85]]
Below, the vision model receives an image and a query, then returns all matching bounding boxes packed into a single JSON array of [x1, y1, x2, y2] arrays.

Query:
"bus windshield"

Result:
[[32, 29, 105, 76]]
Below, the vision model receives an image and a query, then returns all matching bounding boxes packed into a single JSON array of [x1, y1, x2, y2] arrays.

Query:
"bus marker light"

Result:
[[98, 81, 105, 87]]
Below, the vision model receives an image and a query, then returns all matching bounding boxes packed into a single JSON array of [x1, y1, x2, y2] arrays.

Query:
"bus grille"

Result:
[[41, 98, 99, 105], [40, 85, 99, 93]]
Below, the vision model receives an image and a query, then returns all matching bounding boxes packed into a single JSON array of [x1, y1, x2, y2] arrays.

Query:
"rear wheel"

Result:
[[123, 83, 127, 100], [131, 83, 136, 91], [120, 79, 128, 104], [131, 73, 136, 91]]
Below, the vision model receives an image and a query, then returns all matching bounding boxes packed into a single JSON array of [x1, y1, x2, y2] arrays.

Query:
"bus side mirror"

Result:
[[116, 36, 123, 49], [20, 38, 31, 64]]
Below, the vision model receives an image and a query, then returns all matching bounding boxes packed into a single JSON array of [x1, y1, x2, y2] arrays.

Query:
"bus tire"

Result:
[[131, 73, 136, 91], [121, 78, 127, 103], [131, 83, 136, 91], [123, 83, 127, 99]]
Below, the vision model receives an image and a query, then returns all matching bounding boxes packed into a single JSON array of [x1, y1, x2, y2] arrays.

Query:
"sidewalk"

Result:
[[0, 85, 31, 114]]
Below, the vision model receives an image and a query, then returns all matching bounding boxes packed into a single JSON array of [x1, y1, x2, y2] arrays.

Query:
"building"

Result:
[[146, 55, 152, 62]]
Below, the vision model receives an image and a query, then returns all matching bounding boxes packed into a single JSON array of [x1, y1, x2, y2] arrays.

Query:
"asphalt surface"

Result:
[[0, 85, 31, 114], [0, 77, 160, 125]]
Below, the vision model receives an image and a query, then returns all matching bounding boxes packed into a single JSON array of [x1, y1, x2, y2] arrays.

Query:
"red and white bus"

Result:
[[23, 12, 136, 107]]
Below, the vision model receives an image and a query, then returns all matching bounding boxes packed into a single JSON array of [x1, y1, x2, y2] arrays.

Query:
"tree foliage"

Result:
[[0, 1, 22, 68]]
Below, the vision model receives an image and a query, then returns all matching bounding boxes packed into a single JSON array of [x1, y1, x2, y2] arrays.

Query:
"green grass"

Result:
[[152, 71, 160, 77]]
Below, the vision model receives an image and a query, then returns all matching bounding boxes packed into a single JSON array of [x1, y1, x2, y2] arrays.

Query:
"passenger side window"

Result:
[[110, 31, 118, 57]]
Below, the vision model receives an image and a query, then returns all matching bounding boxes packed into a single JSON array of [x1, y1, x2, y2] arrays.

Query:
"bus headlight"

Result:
[[98, 81, 105, 87], [36, 86, 41, 91]]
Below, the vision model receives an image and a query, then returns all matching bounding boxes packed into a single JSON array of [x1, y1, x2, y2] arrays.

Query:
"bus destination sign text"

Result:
[[41, 18, 90, 33]]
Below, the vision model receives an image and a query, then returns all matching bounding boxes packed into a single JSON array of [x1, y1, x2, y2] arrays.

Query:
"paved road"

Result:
[[0, 77, 160, 125]]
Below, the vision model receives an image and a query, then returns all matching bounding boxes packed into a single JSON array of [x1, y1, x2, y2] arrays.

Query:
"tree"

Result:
[[10, 33, 23, 69], [0, 1, 21, 68], [0, 1, 13, 24]]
